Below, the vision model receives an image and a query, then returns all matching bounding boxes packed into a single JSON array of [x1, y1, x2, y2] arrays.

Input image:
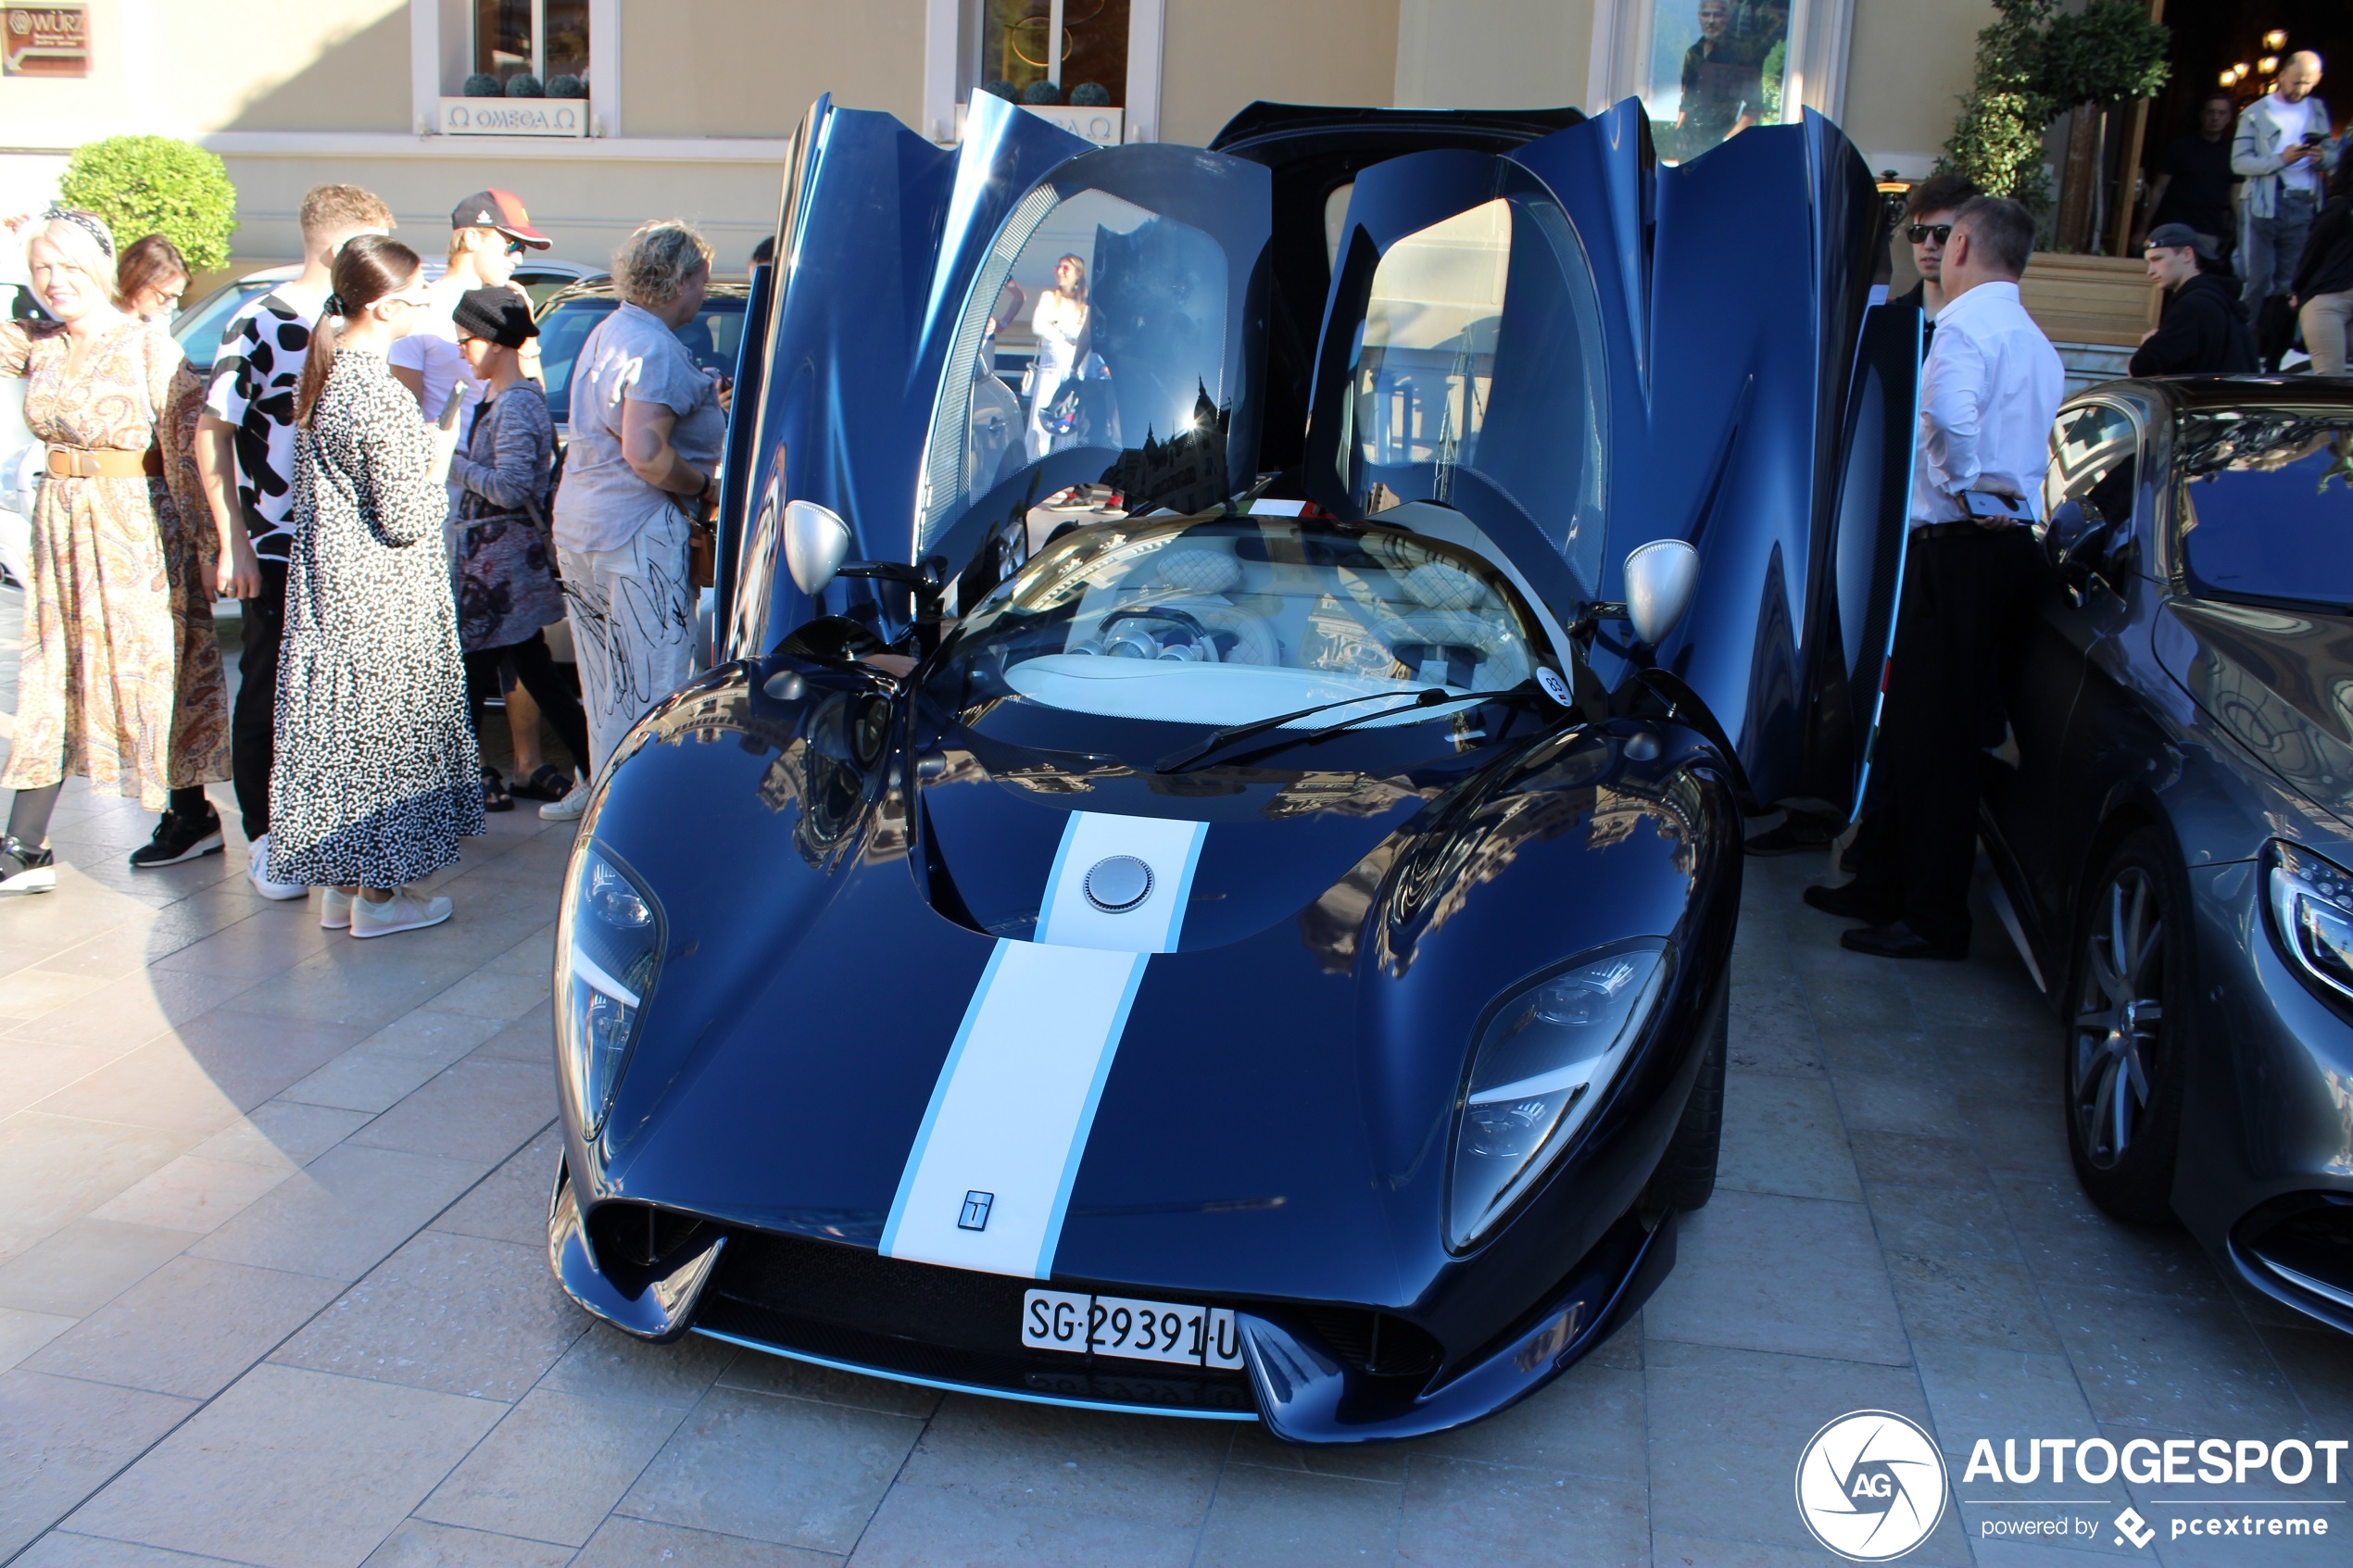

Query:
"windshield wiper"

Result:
[[1155, 683, 1555, 773]]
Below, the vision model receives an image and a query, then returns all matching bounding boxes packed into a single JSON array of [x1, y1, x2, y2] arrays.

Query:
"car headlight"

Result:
[[2265, 841, 2353, 1010], [1447, 939, 1671, 1250], [555, 843, 665, 1137]]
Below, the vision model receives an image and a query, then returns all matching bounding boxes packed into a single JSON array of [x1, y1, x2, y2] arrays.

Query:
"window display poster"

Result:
[[1643, 0, 1788, 163], [4, 6, 88, 76]]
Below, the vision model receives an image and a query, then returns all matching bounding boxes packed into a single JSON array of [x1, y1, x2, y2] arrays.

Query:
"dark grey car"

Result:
[[1982, 377, 2353, 1333]]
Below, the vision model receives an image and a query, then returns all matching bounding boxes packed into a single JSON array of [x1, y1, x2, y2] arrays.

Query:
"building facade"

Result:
[[0, 0, 1994, 280]]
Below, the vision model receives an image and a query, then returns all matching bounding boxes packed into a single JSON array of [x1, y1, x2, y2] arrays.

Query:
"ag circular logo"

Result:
[[1535, 666, 1573, 707], [1794, 1410, 1949, 1561]]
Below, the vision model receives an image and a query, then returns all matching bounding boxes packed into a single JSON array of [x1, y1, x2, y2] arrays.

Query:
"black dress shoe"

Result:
[[1803, 882, 1890, 922], [1840, 921, 1967, 960], [129, 808, 224, 869]]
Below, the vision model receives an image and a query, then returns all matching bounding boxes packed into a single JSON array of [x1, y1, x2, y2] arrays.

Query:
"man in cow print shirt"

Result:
[[195, 183, 396, 898]]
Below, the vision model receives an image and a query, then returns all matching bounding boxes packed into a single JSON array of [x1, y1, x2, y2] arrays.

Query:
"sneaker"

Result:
[[0, 834, 56, 895], [246, 833, 308, 901], [320, 887, 354, 931], [129, 807, 225, 869], [350, 887, 454, 939], [539, 777, 590, 822]]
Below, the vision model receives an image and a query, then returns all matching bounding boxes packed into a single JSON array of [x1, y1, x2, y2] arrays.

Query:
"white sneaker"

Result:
[[320, 888, 354, 931], [538, 778, 590, 822], [246, 834, 308, 901], [350, 888, 453, 939]]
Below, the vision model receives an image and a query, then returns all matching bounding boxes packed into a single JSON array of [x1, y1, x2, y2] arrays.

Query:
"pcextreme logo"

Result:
[[1795, 1411, 1950, 1562]]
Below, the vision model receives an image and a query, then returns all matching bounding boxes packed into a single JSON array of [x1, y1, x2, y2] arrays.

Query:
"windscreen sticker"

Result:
[[880, 811, 1207, 1279]]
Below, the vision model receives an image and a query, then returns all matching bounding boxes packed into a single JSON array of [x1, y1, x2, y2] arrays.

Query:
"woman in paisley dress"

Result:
[[0, 210, 200, 895], [267, 235, 482, 937]]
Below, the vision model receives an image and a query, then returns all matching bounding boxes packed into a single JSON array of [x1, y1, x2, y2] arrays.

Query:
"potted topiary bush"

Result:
[[57, 134, 237, 271], [505, 73, 545, 97], [546, 74, 585, 99], [463, 72, 501, 97]]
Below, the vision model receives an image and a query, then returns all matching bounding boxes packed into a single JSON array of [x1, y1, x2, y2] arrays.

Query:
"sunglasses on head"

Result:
[[1906, 223, 1954, 245]]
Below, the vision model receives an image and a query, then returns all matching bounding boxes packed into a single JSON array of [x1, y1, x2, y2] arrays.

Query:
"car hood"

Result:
[[577, 662, 1710, 1310], [2157, 597, 2353, 827]]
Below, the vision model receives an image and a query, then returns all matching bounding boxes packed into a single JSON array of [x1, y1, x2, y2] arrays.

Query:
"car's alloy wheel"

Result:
[[2064, 831, 2187, 1224]]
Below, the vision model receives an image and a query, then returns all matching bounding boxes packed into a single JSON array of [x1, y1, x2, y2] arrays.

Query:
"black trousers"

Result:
[[232, 558, 288, 843], [466, 631, 591, 779], [1845, 525, 2046, 951]]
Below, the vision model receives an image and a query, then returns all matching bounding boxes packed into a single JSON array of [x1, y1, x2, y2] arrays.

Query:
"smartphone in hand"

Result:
[[1962, 489, 2033, 522], [436, 383, 469, 432]]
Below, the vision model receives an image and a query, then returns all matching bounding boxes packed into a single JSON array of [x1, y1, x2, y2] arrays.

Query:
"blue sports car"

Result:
[[546, 92, 1918, 1441]]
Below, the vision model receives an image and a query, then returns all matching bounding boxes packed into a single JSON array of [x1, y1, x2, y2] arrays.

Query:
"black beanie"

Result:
[[453, 287, 538, 348]]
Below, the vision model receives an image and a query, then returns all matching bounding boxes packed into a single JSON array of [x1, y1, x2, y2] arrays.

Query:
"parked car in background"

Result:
[[172, 257, 600, 373], [1983, 377, 2353, 1335], [531, 275, 751, 440]]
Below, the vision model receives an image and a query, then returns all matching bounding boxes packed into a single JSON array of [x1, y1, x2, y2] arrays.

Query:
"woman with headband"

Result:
[[0, 208, 202, 894]]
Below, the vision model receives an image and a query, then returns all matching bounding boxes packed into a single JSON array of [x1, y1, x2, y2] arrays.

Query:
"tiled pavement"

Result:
[[1, 581, 2350, 1565]]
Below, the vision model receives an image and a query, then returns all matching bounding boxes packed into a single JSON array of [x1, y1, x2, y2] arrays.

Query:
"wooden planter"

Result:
[[2020, 253, 2158, 348]]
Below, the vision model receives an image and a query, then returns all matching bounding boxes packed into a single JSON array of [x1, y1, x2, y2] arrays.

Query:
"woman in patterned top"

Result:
[[0, 210, 193, 895], [268, 236, 482, 937]]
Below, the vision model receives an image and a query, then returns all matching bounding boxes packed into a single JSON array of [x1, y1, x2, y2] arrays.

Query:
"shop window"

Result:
[[475, 0, 589, 90], [978, 0, 1130, 107], [1641, 0, 1789, 162]]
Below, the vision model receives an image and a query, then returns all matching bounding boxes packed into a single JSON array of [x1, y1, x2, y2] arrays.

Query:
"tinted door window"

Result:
[[2043, 403, 2139, 557]]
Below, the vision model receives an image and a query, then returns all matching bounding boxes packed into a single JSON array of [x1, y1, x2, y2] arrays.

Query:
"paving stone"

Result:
[[2041, 1284, 2313, 1436], [276, 1047, 452, 1116], [538, 1323, 738, 1411], [1642, 1339, 1968, 1564], [1957, 1092, 2077, 1179], [147, 913, 335, 985], [418, 1387, 691, 1548], [87, 1155, 291, 1235], [346, 1058, 555, 1166], [11, 1530, 243, 1565], [573, 1516, 834, 1567], [1829, 1066, 1967, 1136], [848, 1484, 1200, 1568], [25, 1256, 343, 1399], [1911, 1340, 2101, 1462], [1651, 1531, 1845, 1566], [0, 1039, 127, 1121], [0, 1220, 196, 1318], [185, 1102, 372, 1171], [0, 1113, 199, 1251], [433, 1128, 561, 1248], [1393, 1455, 1647, 1568], [356, 1006, 511, 1063], [0, 1302, 75, 1373], [891, 1394, 1228, 1527], [191, 1144, 485, 1282], [1884, 1249, 2065, 1356], [1717, 1070, 1863, 1202], [1392, 1360, 1645, 1483], [1193, 1461, 1401, 1567], [1726, 983, 1825, 1077], [618, 1384, 922, 1551], [1994, 1173, 2230, 1304], [359, 1521, 572, 1568], [6, 969, 256, 1050], [1849, 1129, 1994, 1193], [64, 1362, 502, 1568], [0, 1369, 197, 1562], [1865, 1180, 2028, 1264], [423, 969, 553, 1027], [1644, 1188, 1910, 1366], [270, 1230, 586, 1401], [1227, 1422, 1407, 1485], [469, 1000, 553, 1065]]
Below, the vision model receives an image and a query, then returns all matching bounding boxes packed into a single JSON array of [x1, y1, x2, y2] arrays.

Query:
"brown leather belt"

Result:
[[45, 444, 163, 480]]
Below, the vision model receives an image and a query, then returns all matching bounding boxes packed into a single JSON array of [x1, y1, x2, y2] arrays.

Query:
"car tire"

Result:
[[1646, 979, 1728, 1211], [2063, 829, 2189, 1226]]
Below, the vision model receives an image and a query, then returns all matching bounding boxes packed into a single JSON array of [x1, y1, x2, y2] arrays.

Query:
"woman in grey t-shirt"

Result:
[[550, 220, 728, 783]]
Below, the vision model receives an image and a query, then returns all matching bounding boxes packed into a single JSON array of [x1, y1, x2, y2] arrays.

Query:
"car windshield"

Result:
[[2177, 411, 2353, 613], [929, 512, 1550, 757], [172, 281, 274, 373], [538, 295, 749, 422]]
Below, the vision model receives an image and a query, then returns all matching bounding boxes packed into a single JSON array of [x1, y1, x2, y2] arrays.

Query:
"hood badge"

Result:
[[960, 1190, 993, 1231], [1083, 855, 1154, 913]]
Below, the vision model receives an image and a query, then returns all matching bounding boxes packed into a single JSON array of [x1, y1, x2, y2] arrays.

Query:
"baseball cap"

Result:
[[2145, 223, 2215, 258], [450, 189, 551, 249]]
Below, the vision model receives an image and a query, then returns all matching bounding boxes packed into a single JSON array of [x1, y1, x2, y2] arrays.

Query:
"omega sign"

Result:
[[438, 97, 588, 138]]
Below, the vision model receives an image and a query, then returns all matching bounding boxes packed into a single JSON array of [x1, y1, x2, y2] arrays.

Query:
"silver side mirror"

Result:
[[1623, 539, 1700, 646], [782, 499, 852, 596]]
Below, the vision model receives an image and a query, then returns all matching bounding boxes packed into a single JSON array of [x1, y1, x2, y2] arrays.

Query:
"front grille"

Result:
[[697, 1229, 1254, 1414], [1296, 1307, 1444, 1378], [587, 1201, 713, 1272]]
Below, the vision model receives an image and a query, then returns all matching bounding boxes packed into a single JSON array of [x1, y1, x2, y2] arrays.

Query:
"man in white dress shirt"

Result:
[[1808, 195, 2064, 960]]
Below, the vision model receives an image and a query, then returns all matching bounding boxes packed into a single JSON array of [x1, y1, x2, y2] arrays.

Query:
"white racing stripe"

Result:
[[880, 812, 1208, 1278]]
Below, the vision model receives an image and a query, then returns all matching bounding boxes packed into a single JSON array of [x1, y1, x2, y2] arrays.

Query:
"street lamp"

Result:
[[2259, 56, 2279, 75], [2263, 30, 2287, 52]]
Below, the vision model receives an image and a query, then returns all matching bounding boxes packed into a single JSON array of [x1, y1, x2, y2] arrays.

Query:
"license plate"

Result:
[[1022, 1289, 1247, 1370]]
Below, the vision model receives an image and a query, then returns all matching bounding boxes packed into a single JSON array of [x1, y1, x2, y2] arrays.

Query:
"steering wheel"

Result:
[[1097, 605, 1220, 662]]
